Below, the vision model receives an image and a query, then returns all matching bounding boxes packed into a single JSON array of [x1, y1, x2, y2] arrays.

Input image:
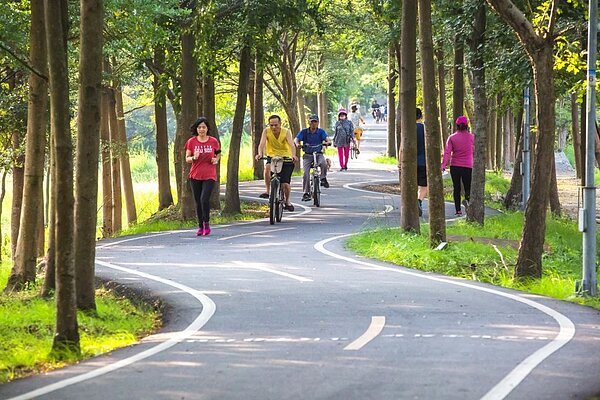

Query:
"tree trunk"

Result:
[[45, 0, 80, 354], [466, 0, 487, 225], [153, 47, 174, 211], [74, 0, 103, 312], [495, 95, 503, 170], [549, 155, 561, 215], [503, 111, 512, 169], [394, 41, 402, 165], [517, 49, 556, 278], [435, 47, 449, 146], [399, 0, 419, 233], [504, 108, 524, 210], [251, 58, 265, 180], [571, 93, 582, 178], [107, 86, 122, 232], [223, 45, 251, 215], [419, 0, 446, 245], [42, 126, 57, 297], [387, 44, 397, 157], [488, 97, 497, 170], [0, 171, 7, 261], [452, 34, 464, 121], [317, 91, 328, 130], [101, 88, 113, 238], [114, 81, 137, 224], [200, 75, 221, 211], [179, 31, 197, 220], [5, 0, 48, 292]]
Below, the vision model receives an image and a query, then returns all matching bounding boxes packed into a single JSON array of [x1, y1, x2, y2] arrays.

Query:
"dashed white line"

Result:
[[344, 316, 386, 350], [314, 233, 576, 400]]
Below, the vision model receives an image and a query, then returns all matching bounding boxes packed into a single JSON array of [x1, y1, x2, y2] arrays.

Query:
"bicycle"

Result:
[[262, 156, 291, 224], [303, 144, 326, 207]]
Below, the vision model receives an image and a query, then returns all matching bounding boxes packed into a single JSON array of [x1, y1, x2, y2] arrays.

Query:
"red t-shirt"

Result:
[[185, 136, 220, 181]]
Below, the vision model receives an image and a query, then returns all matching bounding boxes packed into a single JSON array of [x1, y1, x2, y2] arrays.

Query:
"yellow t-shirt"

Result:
[[266, 128, 293, 157]]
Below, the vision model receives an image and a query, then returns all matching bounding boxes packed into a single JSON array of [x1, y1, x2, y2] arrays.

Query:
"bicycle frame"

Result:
[[304, 145, 323, 207]]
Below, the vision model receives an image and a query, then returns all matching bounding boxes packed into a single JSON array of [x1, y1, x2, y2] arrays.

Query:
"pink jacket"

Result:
[[441, 130, 474, 170]]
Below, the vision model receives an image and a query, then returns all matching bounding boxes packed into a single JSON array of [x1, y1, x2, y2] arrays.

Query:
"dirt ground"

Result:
[[364, 175, 598, 223]]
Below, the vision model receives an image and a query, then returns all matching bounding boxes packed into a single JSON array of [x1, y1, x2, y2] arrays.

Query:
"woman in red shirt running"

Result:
[[185, 117, 221, 236]]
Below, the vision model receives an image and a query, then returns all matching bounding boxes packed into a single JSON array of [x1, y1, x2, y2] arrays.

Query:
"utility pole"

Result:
[[579, 0, 597, 297], [522, 86, 531, 210]]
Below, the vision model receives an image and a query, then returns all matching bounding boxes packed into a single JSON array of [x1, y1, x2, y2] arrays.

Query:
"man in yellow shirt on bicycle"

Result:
[[255, 115, 298, 211]]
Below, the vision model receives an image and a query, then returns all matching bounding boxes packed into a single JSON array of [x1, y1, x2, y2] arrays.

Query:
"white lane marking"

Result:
[[314, 233, 576, 399], [116, 261, 312, 283], [218, 226, 295, 241], [344, 316, 386, 350], [376, 205, 394, 215], [7, 261, 216, 400]]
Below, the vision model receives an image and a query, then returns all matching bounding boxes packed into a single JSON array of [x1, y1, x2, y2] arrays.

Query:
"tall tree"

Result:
[[399, 0, 420, 233], [152, 46, 174, 211], [419, 0, 446, 245], [178, 28, 197, 220], [74, 0, 104, 311], [223, 44, 252, 215], [45, 0, 79, 353], [114, 80, 137, 224], [485, 0, 559, 278], [5, 0, 48, 292], [466, 0, 488, 225]]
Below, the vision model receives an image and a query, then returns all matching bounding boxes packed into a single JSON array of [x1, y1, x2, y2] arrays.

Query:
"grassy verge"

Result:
[[0, 199, 268, 384], [0, 263, 159, 384], [347, 210, 600, 310]]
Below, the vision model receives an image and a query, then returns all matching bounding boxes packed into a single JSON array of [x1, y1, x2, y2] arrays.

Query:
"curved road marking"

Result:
[[218, 226, 295, 241], [7, 261, 216, 400], [344, 316, 386, 350], [314, 233, 576, 400]]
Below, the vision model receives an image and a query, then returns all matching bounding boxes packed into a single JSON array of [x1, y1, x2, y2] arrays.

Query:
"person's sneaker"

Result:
[[339, 168, 345, 172], [284, 204, 295, 212], [455, 211, 463, 216], [302, 193, 311, 201], [203, 222, 211, 236], [196, 227, 204, 236], [320, 178, 330, 188], [259, 192, 269, 199], [418, 199, 423, 217]]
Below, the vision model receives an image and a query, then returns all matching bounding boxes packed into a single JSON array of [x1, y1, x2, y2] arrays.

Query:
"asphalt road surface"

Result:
[[2, 123, 600, 400]]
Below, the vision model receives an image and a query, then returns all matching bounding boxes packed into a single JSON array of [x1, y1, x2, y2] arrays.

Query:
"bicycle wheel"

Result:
[[313, 175, 320, 207], [276, 185, 284, 222], [269, 179, 279, 225]]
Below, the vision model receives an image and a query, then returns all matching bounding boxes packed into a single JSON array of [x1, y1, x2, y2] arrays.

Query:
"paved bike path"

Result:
[[2, 128, 599, 400]]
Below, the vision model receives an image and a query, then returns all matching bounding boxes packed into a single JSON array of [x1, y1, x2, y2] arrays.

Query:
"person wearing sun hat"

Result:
[[332, 107, 356, 171], [441, 115, 474, 216]]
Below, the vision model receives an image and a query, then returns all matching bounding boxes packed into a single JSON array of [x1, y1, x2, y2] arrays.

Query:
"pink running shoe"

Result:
[[203, 222, 211, 236], [196, 227, 204, 236]]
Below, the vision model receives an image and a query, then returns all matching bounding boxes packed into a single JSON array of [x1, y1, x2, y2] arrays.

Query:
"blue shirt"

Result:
[[296, 128, 328, 154], [416, 122, 426, 166]]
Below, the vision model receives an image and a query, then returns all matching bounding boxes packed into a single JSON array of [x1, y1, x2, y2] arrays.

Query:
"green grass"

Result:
[[347, 212, 600, 310], [371, 155, 398, 164], [0, 263, 159, 384]]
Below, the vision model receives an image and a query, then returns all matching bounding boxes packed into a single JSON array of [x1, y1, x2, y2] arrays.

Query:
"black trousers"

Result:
[[190, 179, 215, 225], [450, 166, 472, 212]]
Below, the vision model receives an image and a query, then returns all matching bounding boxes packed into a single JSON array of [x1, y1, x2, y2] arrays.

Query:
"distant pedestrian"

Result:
[[349, 105, 366, 151], [441, 116, 474, 216], [416, 108, 427, 217], [185, 117, 221, 236], [333, 108, 356, 171]]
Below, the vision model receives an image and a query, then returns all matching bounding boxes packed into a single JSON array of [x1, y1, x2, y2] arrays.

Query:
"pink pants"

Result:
[[338, 146, 350, 169]]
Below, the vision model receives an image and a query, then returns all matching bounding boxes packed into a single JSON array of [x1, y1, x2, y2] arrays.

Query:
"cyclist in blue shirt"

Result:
[[294, 114, 331, 201]]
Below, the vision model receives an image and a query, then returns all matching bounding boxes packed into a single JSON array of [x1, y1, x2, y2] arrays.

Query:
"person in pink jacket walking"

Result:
[[441, 116, 474, 216]]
